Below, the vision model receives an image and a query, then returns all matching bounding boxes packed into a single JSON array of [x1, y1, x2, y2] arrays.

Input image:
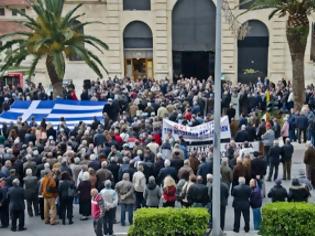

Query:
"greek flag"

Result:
[[0, 99, 106, 129]]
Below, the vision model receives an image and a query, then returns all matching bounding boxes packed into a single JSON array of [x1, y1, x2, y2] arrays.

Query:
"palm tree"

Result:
[[0, 0, 108, 97], [241, 0, 315, 111]]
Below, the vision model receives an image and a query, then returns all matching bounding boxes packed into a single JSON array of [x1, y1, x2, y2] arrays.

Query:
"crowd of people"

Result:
[[0, 76, 315, 235]]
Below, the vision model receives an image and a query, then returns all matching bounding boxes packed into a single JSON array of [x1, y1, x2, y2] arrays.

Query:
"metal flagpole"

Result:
[[211, 0, 223, 234]]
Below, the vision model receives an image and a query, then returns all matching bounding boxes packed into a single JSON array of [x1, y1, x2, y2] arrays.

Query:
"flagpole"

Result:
[[211, 0, 222, 234]]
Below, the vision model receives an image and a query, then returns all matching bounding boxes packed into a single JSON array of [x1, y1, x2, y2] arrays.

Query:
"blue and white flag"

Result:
[[0, 99, 106, 129]]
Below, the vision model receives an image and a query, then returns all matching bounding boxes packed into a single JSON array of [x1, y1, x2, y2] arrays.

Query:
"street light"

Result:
[[211, 0, 223, 235]]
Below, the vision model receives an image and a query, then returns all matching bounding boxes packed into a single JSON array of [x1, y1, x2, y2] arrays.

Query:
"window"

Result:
[[123, 0, 151, 10], [12, 8, 18, 16], [239, 0, 253, 9], [11, 8, 25, 16], [69, 20, 84, 61], [0, 8, 5, 16]]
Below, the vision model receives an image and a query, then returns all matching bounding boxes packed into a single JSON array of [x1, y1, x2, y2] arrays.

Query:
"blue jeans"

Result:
[[120, 203, 133, 225], [252, 208, 262, 230]]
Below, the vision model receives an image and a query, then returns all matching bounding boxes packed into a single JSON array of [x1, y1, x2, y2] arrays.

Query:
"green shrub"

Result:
[[128, 208, 210, 236], [261, 202, 315, 236]]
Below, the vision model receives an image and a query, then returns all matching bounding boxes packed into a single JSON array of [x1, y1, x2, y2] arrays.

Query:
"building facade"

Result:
[[1, 0, 315, 89]]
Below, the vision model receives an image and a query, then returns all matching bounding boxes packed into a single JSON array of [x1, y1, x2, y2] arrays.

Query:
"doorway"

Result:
[[238, 20, 269, 84], [123, 21, 153, 80], [125, 58, 153, 80]]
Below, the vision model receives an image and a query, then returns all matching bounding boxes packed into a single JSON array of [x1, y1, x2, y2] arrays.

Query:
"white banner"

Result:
[[162, 116, 231, 142], [187, 141, 260, 157]]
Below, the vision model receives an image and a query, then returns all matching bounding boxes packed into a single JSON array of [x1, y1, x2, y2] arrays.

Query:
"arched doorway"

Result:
[[238, 20, 269, 84], [172, 0, 216, 80], [123, 21, 153, 80]]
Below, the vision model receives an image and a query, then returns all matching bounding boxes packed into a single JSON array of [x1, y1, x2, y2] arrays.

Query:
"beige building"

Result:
[[1, 0, 315, 91]]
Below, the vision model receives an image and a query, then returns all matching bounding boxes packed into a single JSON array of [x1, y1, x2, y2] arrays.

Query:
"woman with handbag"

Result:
[[58, 172, 75, 225]]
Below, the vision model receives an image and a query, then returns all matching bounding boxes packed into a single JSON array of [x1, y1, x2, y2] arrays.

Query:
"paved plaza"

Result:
[[0, 143, 311, 236]]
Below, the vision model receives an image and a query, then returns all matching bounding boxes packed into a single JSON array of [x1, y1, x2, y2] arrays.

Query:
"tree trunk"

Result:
[[46, 55, 64, 98], [286, 14, 309, 112]]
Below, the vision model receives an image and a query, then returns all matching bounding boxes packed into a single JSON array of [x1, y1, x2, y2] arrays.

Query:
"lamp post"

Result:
[[211, 0, 223, 235]]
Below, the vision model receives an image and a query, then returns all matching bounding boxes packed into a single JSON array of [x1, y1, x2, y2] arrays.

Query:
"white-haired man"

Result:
[[8, 179, 26, 232], [157, 159, 177, 185], [23, 169, 38, 217], [231, 176, 251, 233]]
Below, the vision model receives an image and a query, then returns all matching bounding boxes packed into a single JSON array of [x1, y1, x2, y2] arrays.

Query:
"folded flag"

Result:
[[0, 99, 106, 129]]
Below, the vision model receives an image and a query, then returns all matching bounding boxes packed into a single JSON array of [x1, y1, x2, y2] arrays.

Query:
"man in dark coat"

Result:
[[157, 160, 177, 185], [251, 152, 267, 179], [297, 113, 308, 143], [187, 176, 209, 207], [267, 141, 282, 181], [231, 177, 251, 233], [267, 179, 288, 202], [103, 98, 120, 122], [209, 178, 229, 230], [234, 125, 249, 143], [23, 169, 38, 217], [197, 156, 213, 185], [304, 143, 315, 187], [8, 178, 26, 232], [281, 139, 294, 180], [0, 178, 9, 228]]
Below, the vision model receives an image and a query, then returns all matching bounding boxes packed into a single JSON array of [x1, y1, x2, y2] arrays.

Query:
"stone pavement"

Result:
[[0, 142, 311, 236]]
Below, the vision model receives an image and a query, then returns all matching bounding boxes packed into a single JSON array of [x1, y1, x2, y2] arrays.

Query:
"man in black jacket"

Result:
[[232, 177, 251, 233], [187, 176, 209, 207], [267, 141, 282, 181], [251, 152, 267, 179], [281, 139, 294, 180], [8, 178, 26, 232], [157, 160, 177, 185], [0, 178, 9, 228], [209, 178, 230, 230], [267, 179, 288, 202]]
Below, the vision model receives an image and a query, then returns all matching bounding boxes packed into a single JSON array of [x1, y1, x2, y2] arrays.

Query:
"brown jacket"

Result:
[[40, 175, 58, 199], [189, 155, 200, 174], [304, 146, 315, 169]]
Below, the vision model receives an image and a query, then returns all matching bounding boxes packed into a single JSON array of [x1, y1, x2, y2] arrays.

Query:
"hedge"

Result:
[[128, 208, 210, 236], [261, 202, 315, 236]]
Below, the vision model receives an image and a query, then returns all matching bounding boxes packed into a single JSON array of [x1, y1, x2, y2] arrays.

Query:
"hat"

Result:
[[108, 98, 113, 102]]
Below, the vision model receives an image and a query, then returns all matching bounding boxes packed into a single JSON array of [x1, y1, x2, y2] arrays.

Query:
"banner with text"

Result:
[[187, 141, 260, 157], [162, 116, 231, 142]]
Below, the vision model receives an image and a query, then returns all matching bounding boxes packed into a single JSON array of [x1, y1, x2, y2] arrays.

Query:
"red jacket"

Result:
[[163, 185, 176, 203]]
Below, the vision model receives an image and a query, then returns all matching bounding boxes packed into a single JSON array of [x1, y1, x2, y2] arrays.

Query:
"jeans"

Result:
[[264, 146, 271, 166], [10, 209, 25, 230], [268, 162, 279, 181], [103, 208, 115, 235], [252, 208, 262, 230], [26, 196, 39, 217], [120, 203, 133, 225], [93, 218, 103, 236]]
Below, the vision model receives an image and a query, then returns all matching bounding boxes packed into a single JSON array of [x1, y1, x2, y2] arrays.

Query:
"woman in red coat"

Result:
[[162, 176, 177, 207]]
